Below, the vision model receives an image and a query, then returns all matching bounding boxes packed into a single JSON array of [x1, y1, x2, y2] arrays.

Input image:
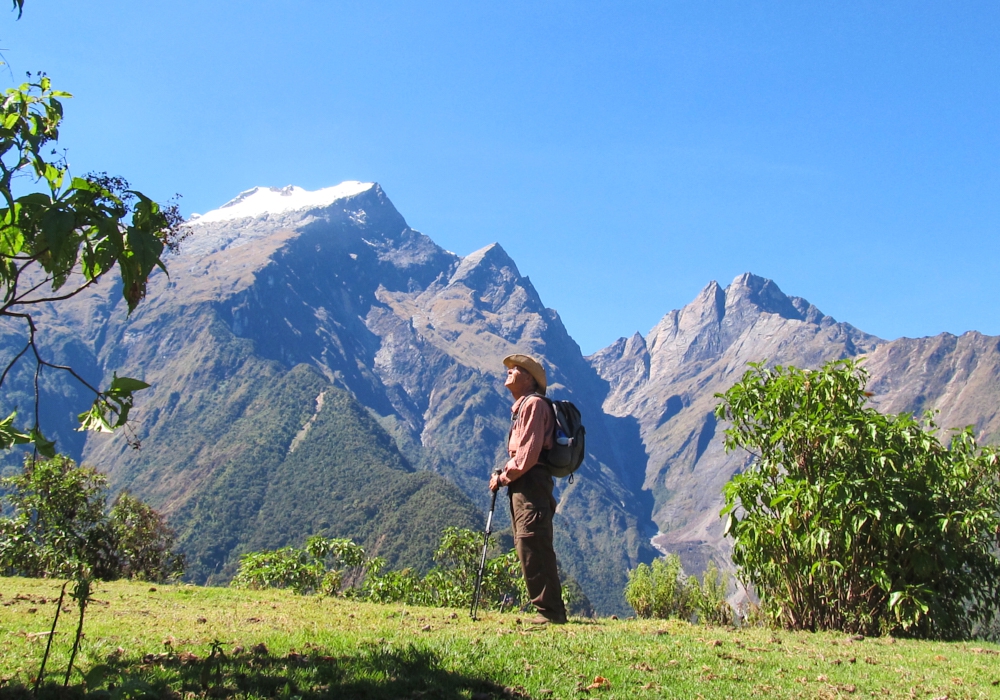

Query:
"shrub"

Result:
[[231, 535, 369, 595], [233, 527, 528, 613], [694, 562, 732, 626], [421, 526, 525, 611], [716, 359, 1000, 638], [625, 555, 735, 624], [108, 492, 185, 581], [362, 566, 432, 605], [625, 554, 695, 620], [0, 455, 182, 581]]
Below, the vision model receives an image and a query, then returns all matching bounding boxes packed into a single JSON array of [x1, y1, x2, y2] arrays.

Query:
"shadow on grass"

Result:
[[0, 642, 524, 700]]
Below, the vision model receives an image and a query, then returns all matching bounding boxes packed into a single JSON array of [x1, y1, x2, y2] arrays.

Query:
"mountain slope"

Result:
[[864, 332, 1000, 445], [590, 274, 882, 570], [2, 183, 656, 614], [79, 306, 483, 583], [5, 182, 998, 615], [589, 273, 1000, 576]]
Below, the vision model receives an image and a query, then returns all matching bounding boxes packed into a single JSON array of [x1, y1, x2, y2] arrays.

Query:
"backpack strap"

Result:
[[506, 393, 555, 450]]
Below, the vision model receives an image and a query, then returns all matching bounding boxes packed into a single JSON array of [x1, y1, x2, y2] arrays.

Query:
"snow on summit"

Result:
[[190, 181, 375, 224]]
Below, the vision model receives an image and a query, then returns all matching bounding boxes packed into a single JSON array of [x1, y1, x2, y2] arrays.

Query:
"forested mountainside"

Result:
[[2, 181, 997, 614]]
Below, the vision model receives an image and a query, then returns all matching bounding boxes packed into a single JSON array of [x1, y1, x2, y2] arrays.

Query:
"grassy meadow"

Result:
[[1, 577, 999, 699]]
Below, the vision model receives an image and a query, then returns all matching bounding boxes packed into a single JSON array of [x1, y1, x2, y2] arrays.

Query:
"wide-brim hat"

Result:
[[503, 353, 547, 395]]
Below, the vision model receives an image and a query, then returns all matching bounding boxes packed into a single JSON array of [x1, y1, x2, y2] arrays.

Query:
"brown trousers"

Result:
[[508, 467, 567, 621]]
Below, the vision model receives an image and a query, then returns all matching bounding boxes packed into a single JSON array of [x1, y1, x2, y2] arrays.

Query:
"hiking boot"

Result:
[[528, 614, 567, 625]]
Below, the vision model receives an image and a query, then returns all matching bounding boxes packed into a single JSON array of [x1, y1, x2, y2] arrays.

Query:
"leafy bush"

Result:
[[233, 527, 528, 613], [231, 535, 369, 595], [363, 527, 525, 611], [625, 555, 695, 620], [231, 548, 328, 595], [715, 359, 1000, 638], [362, 565, 432, 606], [695, 562, 732, 626], [0, 455, 183, 581], [423, 527, 525, 611], [108, 492, 185, 581], [625, 555, 734, 625], [0, 455, 107, 578]]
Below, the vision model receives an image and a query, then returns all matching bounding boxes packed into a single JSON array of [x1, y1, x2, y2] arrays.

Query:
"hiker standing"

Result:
[[489, 353, 568, 624]]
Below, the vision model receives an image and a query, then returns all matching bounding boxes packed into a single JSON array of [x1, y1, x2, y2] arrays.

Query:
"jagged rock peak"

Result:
[[724, 272, 808, 321], [624, 331, 648, 356], [188, 181, 377, 224], [675, 273, 825, 328], [449, 243, 521, 286], [682, 279, 727, 325], [444, 242, 549, 318]]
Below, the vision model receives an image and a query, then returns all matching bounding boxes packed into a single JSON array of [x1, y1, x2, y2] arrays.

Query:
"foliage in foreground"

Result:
[[716, 358, 1000, 639], [0, 74, 185, 455], [624, 553, 732, 625], [0, 455, 183, 582], [233, 527, 528, 613]]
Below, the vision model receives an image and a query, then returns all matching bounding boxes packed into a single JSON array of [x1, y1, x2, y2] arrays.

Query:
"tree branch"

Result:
[[10, 277, 99, 307], [0, 337, 31, 388], [32, 338, 41, 428], [28, 330, 103, 398]]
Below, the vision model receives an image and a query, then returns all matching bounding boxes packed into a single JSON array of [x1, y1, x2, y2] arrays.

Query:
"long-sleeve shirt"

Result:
[[503, 393, 554, 483]]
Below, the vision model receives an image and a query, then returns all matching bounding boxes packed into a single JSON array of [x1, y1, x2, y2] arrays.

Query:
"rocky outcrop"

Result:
[[864, 332, 1000, 445]]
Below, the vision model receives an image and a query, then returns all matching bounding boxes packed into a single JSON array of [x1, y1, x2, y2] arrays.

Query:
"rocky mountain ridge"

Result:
[[3, 183, 655, 613], [3, 181, 998, 614], [590, 273, 999, 573]]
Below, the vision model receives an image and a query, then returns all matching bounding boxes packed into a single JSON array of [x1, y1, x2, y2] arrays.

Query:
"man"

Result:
[[490, 353, 568, 624]]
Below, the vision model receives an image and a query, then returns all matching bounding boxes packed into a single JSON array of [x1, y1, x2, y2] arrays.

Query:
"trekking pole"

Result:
[[471, 469, 502, 621]]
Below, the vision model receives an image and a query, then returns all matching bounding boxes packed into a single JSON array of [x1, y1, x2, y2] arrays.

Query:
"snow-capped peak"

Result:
[[189, 181, 375, 224]]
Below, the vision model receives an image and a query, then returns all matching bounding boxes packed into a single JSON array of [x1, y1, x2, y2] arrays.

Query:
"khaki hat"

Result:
[[503, 353, 547, 395]]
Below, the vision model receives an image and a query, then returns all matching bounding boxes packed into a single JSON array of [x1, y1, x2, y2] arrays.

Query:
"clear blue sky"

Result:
[[5, 1, 998, 354]]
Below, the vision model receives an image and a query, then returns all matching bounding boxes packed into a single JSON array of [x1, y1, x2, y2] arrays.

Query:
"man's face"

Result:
[[504, 364, 535, 397]]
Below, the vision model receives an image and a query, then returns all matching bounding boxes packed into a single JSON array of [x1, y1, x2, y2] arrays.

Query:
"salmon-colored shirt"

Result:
[[503, 393, 554, 483]]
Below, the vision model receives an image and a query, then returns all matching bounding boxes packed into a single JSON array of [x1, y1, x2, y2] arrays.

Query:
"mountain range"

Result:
[[3, 181, 997, 615]]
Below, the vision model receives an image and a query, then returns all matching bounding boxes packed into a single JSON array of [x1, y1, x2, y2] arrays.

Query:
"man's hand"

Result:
[[489, 470, 506, 492]]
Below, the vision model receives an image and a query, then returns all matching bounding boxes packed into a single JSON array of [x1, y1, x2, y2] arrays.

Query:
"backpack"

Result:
[[538, 397, 586, 480]]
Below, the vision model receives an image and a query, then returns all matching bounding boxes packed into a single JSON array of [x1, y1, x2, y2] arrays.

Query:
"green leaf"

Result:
[[29, 427, 57, 458], [0, 411, 31, 450], [78, 404, 113, 433], [42, 162, 64, 189], [39, 206, 75, 256], [108, 374, 150, 395]]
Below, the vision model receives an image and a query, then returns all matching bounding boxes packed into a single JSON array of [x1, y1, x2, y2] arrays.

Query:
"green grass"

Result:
[[2, 577, 999, 699]]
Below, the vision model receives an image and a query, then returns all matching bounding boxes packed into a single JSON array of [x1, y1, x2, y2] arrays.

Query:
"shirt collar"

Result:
[[511, 392, 540, 414]]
